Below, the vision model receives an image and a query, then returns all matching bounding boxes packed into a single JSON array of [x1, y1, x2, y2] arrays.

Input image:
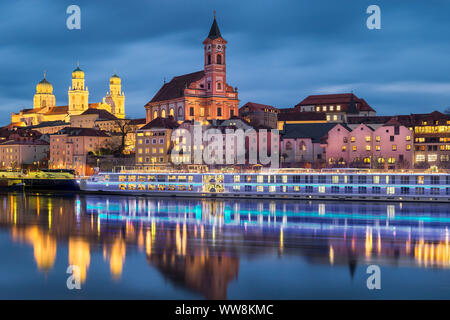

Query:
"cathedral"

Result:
[[145, 15, 239, 123], [10, 66, 125, 127]]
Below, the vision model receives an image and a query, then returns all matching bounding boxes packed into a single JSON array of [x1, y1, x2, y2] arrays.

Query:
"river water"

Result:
[[0, 192, 449, 299]]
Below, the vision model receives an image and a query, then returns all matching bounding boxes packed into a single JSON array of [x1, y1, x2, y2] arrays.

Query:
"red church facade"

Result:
[[145, 16, 239, 123]]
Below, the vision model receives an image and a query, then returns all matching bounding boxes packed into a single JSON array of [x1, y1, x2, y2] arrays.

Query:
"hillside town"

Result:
[[1, 16, 449, 176]]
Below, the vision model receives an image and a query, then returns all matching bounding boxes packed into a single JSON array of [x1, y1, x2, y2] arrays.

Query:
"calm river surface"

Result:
[[0, 192, 449, 299]]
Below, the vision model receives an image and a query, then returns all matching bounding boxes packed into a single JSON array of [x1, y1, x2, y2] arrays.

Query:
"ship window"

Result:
[[332, 176, 339, 183], [178, 185, 186, 191], [119, 184, 127, 190], [234, 175, 240, 183], [138, 184, 146, 190], [168, 175, 176, 182], [138, 176, 146, 182], [257, 175, 264, 183], [168, 185, 176, 191], [373, 176, 380, 184], [157, 184, 166, 191], [178, 176, 187, 182], [148, 184, 156, 191], [282, 175, 287, 183], [318, 186, 326, 193], [269, 186, 276, 192], [119, 175, 127, 182], [233, 185, 240, 191], [128, 184, 136, 190], [128, 176, 136, 182], [157, 175, 166, 182], [257, 186, 264, 192], [188, 176, 194, 182]]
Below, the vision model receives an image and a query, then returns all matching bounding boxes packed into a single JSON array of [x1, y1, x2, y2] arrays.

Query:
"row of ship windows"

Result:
[[119, 184, 193, 191], [117, 183, 449, 195], [109, 175, 449, 184]]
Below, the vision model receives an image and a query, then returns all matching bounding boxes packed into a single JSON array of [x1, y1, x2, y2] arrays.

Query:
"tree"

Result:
[[112, 119, 134, 154]]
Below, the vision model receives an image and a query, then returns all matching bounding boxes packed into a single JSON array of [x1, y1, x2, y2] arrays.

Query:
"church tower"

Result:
[[108, 74, 125, 119], [33, 73, 55, 110], [203, 14, 227, 97], [68, 65, 89, 115]]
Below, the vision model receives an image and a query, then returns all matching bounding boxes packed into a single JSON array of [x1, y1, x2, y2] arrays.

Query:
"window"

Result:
[[376, 136, 381, 142], [366, 145, 371, 151], [331, 186, 339, 193], [406, 144, 411, 150], [388, 157, 396, 164], [217, 82, 222, 90], [416, 176, 424, 184], [351, 137, 355, 142], [392, 145, 397, 151], [207, 54, 211, 65], [336, 105, 341, 111], [190, 107, 194, 116], [217, 54, 222, 64], [161, 109, 166, 118], [430, 188, 440, 195], [401, 187, 410, 194], [217, 107, 222, 116], [365, 136, 371, 142], [318, 186, 326, 193], [372, 187, 381, 194], [352, 146, 357, 151], [415, 187, 424, 195]]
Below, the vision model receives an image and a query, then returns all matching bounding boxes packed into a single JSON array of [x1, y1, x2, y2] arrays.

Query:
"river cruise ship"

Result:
[[80, 168, 450, 202]]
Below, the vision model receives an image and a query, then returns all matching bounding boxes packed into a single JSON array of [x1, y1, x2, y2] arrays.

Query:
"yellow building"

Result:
[[10, 66, 126, 127]]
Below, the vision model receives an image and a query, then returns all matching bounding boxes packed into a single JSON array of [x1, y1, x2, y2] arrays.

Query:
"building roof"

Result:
[[139, 117, 179, 130], [208, 17, 222, 40], [282, 123, 340, 142], [295, 93, 375, 113], [278, 111, 327, 122], [128, 118, 147, 126], [240, 102, 279, 112], [27, 120, 68, 129], [44, 105, 69, 115], [0, 139, 49, 146], [147, 71, 205, 104], [55, 127, 110, 137], [80, 108, 118, 120]]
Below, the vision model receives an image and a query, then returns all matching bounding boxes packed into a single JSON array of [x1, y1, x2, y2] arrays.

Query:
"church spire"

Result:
[[208, 11, 222, 40]]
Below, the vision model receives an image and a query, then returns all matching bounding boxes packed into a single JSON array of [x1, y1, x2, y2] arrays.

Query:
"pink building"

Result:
[[0, 140, 49, 169], [49, 127, 111, 176], [326, 120, 413, 169]]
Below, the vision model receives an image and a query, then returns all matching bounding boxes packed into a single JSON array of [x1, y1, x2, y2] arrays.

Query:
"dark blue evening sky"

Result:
[[1, 0, 449, 125]]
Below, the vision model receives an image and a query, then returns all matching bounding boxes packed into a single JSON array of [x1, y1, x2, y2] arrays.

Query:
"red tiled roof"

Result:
[[295, 93, 375, 113], [44, 106, 69, 115], [128, 118, 147, 126], [55, 127, 110, 137], [81, 108, 118, 120], [0, 139, 49, 146], [139, 117, 179, 130], [147, 71, 205, 104], [240, 102, 279, 112]]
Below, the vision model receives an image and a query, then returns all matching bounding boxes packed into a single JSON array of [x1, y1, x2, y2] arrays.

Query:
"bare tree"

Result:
[[112, 119, 134, 154]]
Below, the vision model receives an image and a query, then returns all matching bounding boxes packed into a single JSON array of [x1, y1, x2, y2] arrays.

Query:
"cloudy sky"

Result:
[[1, 0, 449, 126]]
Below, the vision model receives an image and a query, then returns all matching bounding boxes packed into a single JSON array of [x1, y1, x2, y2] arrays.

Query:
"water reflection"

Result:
[[0, 193, 449, 299]]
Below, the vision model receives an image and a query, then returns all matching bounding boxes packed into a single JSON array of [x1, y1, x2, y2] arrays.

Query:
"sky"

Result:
[[1, 0, 450, 126]]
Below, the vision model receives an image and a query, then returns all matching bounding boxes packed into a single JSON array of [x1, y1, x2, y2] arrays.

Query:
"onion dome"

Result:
[[72, 66, 85, 79], [110, 73, 121, 85], [36, 76, 53, 94]]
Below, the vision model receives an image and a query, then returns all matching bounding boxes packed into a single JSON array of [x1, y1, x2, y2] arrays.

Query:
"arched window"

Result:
[[299, 141, 306, 151], [178, 107, 183, 117], [161, 109, 166, 118], [217, 54, 222, 64], [286, 141, 292, 150], [153, 110, 158, 120], [217, 82, 221, 90], [169, 108, 174, 117], [208, 55, 211, 65]]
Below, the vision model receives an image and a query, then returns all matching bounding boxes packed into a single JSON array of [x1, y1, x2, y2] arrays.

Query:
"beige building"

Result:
[[135, 117, 179, 165], [0, 140, 49, 169], [49, 127, 111, 176]]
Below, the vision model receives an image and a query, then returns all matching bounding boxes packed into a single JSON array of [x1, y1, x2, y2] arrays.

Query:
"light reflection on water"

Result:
[[0, 192, 449, 299]]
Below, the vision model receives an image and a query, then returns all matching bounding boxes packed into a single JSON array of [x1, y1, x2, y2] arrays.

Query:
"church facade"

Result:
[[10, 67, 126, 127], [145, 16, 239, 123]]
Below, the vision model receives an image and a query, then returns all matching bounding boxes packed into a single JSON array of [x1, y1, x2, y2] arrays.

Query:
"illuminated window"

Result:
[[428, 154, 437, 162], [318, 186, 326, 193], [282, 175, 287, 183], [378, 157, 385, 163], [257, 186, 264, 192], [330, 105, 334, 111], [366, 145, 371, 151], [351, 137, 355, 142], [406, 136, 411, 141], [332, 176, 339, 183], [406, 144, 411, 150], [333, 115, 338, 121], [128, 184, 136, 190], [386, 187, 395, 195], [365, 136, 371, 142], [342, 146, 346, 151], [322, 106, 327, 112], [416, 155, 425, 162], [375, 136, 380, 142], [352, 146, 357, 151], [375, 145, 381, 151], [416, 176, 424, 184], [364, 157, 371, 163], [373, 176, 380, 184], [388, 157, 396, 164], [316, 106, 320, 112], [234, 175, 240, 182], [269, 186, 276, 192], [257, 175, 264, 183], [392, 145, 397, 151], [128, 175, 136, 182], [336, 105, 341, 111]]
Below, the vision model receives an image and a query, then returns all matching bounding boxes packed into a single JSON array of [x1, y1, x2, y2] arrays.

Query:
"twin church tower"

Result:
[[11, 66, 125, 127]]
